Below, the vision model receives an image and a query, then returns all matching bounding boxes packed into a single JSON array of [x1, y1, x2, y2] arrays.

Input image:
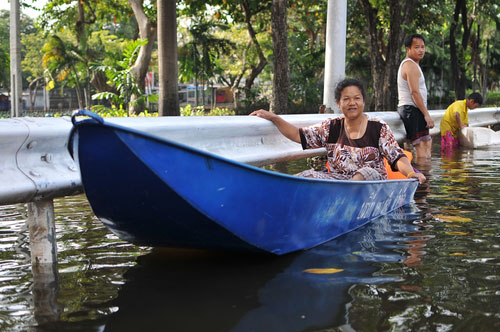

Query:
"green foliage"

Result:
[[92, 104, 158, 117], [39, 0, 132, 33], [22, 30, 48, 84], [0, 10, 38, 89], [91, 39, 158, 111], [42, 34, 86, 92], [180, 0, 272, 107], [180, 104, 235, 116], [287, 1, 327, 106], [3, 0, 500, 115], [91, 104, 235, 117], [0, 10, 10, 89], [178, 17, 234, 85], [485, 91, 500, 106]]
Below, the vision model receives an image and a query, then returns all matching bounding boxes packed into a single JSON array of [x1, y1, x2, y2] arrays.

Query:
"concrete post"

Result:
[[10, 0, 23, 117], [323, 0, 347, 113], [26, 199, 62, 324], [27, 200, 58, 265]]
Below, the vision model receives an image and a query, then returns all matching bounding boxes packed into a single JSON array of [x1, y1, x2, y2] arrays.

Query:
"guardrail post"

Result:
[[26, 199, 62, 324], [27, 199, 58, 265]]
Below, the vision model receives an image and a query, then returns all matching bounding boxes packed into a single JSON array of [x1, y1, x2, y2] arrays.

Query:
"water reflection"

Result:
[[80, 206, 419, 332], [32, 263, 62, 326], [344, 145, 500, 331]]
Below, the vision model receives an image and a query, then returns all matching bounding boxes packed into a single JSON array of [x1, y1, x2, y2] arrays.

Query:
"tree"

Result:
[[0, 10, 10, 90], [359, 0, 418, 112], [21, 31, 47, 111], [39, 0, 161, 113], [449, 0, 474, 100], [236, 0, 271, 95], [39, 0, 128, 108], [128, 0, 157, 114], [204, 24, 252, 109], [183, 0, 272, 106], [157, 0, 179, 116], [287, 0, 327, 109], [458, 0, 500, 97], [0, 9, 37, 90], [42, 34, 88, 108], [270, 0, 289, 114], [178, 18, 234, 107], [91, 39, 157, 113]]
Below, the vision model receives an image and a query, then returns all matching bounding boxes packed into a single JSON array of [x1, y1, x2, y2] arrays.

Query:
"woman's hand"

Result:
[[408, 171, 426, 184], [249, 109, 277, 121], [396, 157, 426, 184], [249, 109, 301, 143]]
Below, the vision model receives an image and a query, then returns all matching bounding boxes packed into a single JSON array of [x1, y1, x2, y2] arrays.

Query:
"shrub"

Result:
[[180, 104, 235, 116], [485, 91, 500, 106], [92, 105, 158, 117]]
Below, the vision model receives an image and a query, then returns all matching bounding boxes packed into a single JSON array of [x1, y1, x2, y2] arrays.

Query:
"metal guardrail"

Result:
[[0, 117, 81, 205], [1, 108, 499, 206]]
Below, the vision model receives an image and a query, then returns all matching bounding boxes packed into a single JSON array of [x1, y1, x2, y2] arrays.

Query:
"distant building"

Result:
[[178, 84, 234, 107]]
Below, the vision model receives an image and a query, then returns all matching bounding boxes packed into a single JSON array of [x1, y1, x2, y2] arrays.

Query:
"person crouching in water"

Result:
[[440, 92, 483, 151], [250, 78, 426, 184]]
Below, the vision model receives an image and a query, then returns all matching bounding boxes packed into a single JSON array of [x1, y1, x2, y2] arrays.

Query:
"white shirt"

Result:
[[397, 58, 427, 108]]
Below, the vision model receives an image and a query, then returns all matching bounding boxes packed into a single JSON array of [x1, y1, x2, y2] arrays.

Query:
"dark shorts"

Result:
[[397, 105, 431, 145]]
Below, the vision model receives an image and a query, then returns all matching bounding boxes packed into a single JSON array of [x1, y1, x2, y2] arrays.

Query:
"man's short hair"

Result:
[[468, 92, 483, 105], [404, 33, 425, 48]]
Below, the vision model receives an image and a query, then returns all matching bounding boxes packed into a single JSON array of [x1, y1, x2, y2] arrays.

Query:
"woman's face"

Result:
[[337, 85, 365, 120]]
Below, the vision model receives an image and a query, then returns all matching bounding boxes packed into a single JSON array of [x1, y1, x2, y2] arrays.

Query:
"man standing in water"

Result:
[[397, 33, 434, 161]]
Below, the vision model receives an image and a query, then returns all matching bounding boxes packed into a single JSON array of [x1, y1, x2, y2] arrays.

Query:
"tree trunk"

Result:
[[157, 0, 179, 116], [230, 71, 246, 110], [76, 0, 90, 109], [129, 0, 158, 115], [229, 42, 250, 110], [270, 0, 289, 114], [90, 71, 118, 94], [241, 1, 268, 93], [28, 78, 43, 112], [481, 40, 489, 101], [359, 0, 416, 112], [449, 0, 472, 100]]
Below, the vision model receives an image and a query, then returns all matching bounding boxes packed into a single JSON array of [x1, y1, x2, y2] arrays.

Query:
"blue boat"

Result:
[[69, 110, 418, 255]]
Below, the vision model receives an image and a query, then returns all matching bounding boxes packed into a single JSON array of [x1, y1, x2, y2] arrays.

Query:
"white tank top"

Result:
[[397, 58, 427, 108]]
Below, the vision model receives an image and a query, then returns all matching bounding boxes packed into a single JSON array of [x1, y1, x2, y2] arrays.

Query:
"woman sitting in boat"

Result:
[[250, 78, 426, 184]]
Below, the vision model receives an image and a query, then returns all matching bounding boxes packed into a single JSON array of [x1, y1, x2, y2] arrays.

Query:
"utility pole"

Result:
[[10, 0, 22, 117], [323, 0, 346, 113]]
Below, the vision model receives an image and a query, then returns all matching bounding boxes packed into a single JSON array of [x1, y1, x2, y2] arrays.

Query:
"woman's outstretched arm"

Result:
[[249, 109, 301, 143]]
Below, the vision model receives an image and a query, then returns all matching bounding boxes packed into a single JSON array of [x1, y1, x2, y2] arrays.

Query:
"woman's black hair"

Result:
[[334, 78, 366, 102]]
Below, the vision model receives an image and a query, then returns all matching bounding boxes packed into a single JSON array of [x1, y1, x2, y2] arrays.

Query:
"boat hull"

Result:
[[71, 113, 418, 255]]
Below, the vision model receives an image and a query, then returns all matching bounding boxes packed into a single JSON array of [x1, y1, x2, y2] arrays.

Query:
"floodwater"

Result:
[[0, 143, 499, 331]]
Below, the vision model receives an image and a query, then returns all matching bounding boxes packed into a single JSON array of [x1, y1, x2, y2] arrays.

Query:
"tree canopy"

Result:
[[3, 0, 500, 115]]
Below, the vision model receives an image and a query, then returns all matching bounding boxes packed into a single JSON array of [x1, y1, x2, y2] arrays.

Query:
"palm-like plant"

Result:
[[179, 18, 234, 106], [91, 39, 158, 115], [42, 35, 87, 108]]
